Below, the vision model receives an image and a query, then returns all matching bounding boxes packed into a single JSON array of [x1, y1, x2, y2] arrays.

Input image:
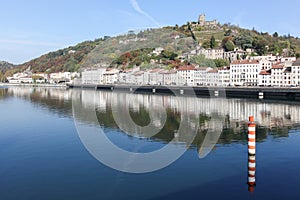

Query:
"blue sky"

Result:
[[1, 0, 300, 64]]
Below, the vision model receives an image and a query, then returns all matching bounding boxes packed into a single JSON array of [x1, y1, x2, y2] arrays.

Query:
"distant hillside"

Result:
[[0, 61, 16, 81], [4, 19, 300, 76], [4, 39, 104, 77], [0, 61, 15, 73]]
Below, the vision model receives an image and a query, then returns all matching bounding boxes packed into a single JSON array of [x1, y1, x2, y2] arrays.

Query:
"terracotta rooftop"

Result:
[[272, 65, 284, 69], [259, 70, 271, 75], [207, 69, 218, 73], [177, 65, 196, 71], [231, 60, 260, 65]]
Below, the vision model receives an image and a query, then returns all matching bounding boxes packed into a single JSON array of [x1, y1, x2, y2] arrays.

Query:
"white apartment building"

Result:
[[258, 70, 271, 86], [271, 65, 284, 87], [230, 60, 261, 86], [177, 65, 197, 86], [291, 60, 300, 86], [251, 55, 296, 64], [119, 68, 141, 84], [206, 70, 219, 86], [218, 68, 230, 86], [19, 77, 33, 83], [148, 69, 163, 85], [103, 69, 120, 84], [132, 71, 150, 85], [194, 67, 213, 86], [282, 67, 293, 87], [81, 68, 106, 85], [260, 59, 273, 70], [223, 48, 247, 61], [197, 48, 224, 60], [160, 70, 177, 85]]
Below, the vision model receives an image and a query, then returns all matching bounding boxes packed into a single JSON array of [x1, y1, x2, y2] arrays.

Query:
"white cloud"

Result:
[[130, 0, 160, 27]]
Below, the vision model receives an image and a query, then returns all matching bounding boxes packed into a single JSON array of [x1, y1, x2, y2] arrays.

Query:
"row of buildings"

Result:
[[183, 47, 253, 61], [7, 72, 80, 84], [80, 55, 300, 87]]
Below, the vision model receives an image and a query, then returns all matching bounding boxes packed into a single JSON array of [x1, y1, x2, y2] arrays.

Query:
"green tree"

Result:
[[269, 44, 281, 55], [210, 35, 217, 49], [214, 59, 229, 67], [273, 32, 279, 38], [224, 29, 232, 36], [0, 71, 4, 82], [190, 55, 216, 67], [224, 41, 235, 52], [202, 40, 211, 49], [234, 34, 253, 49], [252, 38, 269, 55]]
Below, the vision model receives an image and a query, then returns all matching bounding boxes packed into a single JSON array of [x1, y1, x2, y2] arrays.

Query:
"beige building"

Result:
[[197, 48, 224, 60], [198, 14, 218, 27]]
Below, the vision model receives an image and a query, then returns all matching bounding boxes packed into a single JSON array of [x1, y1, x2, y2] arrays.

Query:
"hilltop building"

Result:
[[198, 14, 218, 27]]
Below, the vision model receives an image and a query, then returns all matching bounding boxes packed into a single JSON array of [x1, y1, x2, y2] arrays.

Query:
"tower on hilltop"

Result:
[[199, 14, 206, 26], [198, 14, 217, 27]]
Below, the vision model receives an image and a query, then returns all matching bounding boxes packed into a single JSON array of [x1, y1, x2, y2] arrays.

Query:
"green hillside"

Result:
[[4, 20, 300, 77]]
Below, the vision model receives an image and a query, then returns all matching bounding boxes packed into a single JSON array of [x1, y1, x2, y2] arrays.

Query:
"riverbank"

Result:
[[2, 83, 300, 101], [0, 83, 68, 88], [70, 84, 300, 101]]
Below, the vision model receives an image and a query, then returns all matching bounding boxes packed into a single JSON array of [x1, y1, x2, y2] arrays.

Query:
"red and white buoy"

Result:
[[248, 116, 256, 191], [248, 116, 256, 155]]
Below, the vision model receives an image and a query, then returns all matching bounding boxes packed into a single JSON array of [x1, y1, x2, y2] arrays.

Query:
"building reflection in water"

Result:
[[5, 87, 300, 145]]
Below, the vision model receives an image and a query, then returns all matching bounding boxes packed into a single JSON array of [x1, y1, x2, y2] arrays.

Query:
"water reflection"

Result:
[[2, 86, 300, 198], [74, 89, 300, 144], [2, 87, 300, 147]]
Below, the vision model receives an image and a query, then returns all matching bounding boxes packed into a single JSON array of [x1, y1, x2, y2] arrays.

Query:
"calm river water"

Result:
[[1, 86, 300, 200]]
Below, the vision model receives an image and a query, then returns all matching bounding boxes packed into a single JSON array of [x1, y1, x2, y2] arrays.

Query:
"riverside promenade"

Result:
[[70, 84, 300, 101], [0, 83, 68, 88]]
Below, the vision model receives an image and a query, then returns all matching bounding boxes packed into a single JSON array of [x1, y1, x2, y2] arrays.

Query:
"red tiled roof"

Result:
[[231, 60, 260, 65], [272, 65, 284, 69], [259, 70, 271, 75], [207, 69, 218, 73], [177, 65, 196, 71]]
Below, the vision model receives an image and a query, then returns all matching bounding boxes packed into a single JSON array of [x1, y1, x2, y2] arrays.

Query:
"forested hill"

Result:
[[0, 61, 15, 73], [0, 61, 16, 81], [4, 21, 300, 76]]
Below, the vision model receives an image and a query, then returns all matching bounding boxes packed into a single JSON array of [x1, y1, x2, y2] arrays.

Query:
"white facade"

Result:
[[291, 62, 300, 86], [223, 48, 247, 61], [218, 68, 230, 86], [258, 70, 271, 86], [81, 68, 106, 85], [161, 70, 177, 85], [194, 67, 212, 86], [197, 48, 224, 60], [271, 65, 284, 87], [103, 69, 120, 84], [177, 65, 196, 86], [206, 70, 219, 86], [148, 69, 163, 85], [230, 60, 261, 86]]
